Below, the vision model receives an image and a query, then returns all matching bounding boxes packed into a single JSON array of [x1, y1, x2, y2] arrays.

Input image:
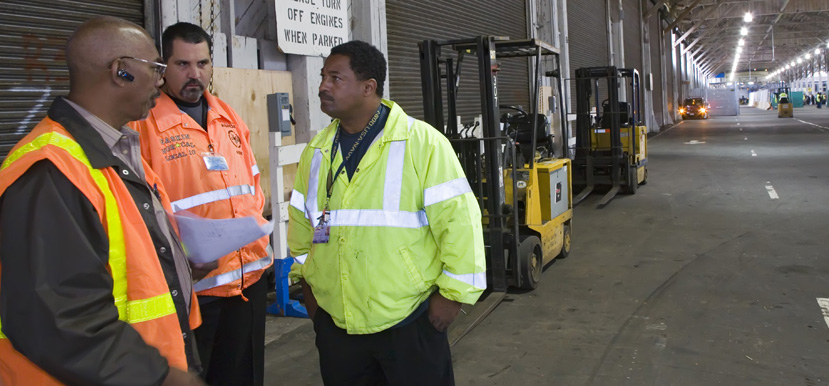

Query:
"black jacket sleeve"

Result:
[[0, 161, 170, 386]]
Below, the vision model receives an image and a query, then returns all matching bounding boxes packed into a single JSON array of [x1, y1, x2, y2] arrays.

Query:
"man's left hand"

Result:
[[428, 291, 462, 332]]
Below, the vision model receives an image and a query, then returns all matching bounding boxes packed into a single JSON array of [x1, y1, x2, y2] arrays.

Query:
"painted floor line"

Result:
[[796, 119, 829, 132], [751, 150, 757, 157], [765, 182, 779, 200], [651, 120, 684, 140], [816, 298, 829, 329]]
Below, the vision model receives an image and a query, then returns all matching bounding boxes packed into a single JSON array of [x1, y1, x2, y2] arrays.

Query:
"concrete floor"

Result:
[[263, 105, 829, 385]]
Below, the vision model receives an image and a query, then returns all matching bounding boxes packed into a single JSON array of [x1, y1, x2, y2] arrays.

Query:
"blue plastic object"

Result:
[[266, 257, 308, 318]]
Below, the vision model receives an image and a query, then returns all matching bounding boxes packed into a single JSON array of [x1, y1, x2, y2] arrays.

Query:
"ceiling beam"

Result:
[[699, 55, 717, 69], [673, 1, 722, 47], [700, 61, 715, 74], [663, 0, 705, 34], [708, 58, 728, 74], [698, 49, 721, 67], [682, 36, 703, 54]]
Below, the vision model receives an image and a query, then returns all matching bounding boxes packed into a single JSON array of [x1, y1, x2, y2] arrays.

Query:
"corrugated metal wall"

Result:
[[0, 0, 144, 159], [567, 0, 608, 112], [386, 0, 529, 121]]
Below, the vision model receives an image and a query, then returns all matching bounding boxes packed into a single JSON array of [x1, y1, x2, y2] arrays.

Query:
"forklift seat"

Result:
[[600, 101, 632, 128], [510, 113, 552, 162]]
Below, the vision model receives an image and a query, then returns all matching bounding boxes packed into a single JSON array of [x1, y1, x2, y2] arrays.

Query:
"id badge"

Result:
[[313, 211, 330, 244], [202, 152, 229, 171], [313, 223, 330, 244]]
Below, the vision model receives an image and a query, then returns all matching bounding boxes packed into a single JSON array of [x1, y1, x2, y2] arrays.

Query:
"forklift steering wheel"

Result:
[[499, 105, 528, 118]]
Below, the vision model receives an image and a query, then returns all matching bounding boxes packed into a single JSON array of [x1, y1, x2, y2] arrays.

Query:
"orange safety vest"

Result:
[[0, 119, 200, 385], [129, 92, 271, 298]]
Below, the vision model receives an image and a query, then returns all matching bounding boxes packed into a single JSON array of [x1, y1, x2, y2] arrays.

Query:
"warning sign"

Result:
[[276, 0, 348, 56]]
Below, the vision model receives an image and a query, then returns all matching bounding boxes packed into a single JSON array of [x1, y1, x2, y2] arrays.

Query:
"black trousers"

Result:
[[313, 307, 455, 386], [194, 276, 267, 386]]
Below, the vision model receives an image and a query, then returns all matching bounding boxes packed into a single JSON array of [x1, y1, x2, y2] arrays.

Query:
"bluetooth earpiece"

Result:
[[117, 68, 134, 82]]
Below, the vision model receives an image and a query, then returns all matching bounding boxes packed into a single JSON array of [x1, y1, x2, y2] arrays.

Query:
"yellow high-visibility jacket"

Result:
[[288, 100, 486, 334]]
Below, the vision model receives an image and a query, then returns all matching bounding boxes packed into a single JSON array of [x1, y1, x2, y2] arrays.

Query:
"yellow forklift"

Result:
[[571, 67, 648, 208], [776, 87, 793, 118], [420, 36, 572, 343]]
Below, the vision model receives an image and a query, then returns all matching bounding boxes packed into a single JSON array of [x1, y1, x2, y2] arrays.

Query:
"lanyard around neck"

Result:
[[325, 104, 384, 205]]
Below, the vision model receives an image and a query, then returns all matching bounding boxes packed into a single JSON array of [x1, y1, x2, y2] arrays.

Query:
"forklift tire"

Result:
[[517, 235, 542, 290], [640, 168, 648, 185], [622, 167, 638, 194], [556, 224, 571, 259]]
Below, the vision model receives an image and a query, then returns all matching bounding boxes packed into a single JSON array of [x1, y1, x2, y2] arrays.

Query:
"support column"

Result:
[[350, 0, 389, 100], [640, 0, 657, 131]]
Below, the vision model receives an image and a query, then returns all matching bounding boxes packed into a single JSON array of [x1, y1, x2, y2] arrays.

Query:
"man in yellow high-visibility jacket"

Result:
[[288, 40, 486, 385]]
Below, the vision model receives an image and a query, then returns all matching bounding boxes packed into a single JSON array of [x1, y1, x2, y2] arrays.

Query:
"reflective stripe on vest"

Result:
[[0, 132, 175, 339], [171, 184, 256, 212], [193, 254, 273, 292], [251, 164, 260, 177]]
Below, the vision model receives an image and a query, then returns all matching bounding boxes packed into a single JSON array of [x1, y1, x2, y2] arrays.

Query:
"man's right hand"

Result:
[[300, 278, 318, 321], [161, 368, 206, 386]]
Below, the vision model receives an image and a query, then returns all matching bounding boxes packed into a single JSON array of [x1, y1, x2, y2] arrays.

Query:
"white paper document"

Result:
[[175, 213, 274, 264]]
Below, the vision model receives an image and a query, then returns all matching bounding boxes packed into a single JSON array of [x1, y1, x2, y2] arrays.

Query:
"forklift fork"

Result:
[[573, 156, 593, 205]]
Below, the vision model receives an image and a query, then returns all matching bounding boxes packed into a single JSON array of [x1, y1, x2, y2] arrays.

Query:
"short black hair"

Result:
[[330, 40, 386, 97], [161, 22, 212, 62]]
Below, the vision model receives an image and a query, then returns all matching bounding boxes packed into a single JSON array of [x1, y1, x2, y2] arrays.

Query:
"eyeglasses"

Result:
[[119, 56, 167, 78]]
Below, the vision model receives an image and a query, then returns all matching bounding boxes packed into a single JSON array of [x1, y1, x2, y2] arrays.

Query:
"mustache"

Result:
[[318, 92, 333, 101], [184, 80, 204, 88]]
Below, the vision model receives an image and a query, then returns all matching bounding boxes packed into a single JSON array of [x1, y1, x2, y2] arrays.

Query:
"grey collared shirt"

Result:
[[64, 99, 193, 311]]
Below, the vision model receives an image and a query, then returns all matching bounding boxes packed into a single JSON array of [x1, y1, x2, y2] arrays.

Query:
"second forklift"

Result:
[[570, 66, 648, 208]]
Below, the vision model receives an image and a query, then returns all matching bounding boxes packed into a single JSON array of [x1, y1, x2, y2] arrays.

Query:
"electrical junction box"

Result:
[[268, 92, 292, 136]]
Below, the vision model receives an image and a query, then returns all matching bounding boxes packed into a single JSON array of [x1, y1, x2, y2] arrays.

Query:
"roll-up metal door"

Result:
[[623, 0, 641, 73], [649, 12, 664, 126], [567, 0, 608, 113], [386, 0, 529, 122], [0, 0, 145, 159]]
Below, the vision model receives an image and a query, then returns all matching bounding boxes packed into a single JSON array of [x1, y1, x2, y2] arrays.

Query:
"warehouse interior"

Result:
[[1, 0, 829, 384]]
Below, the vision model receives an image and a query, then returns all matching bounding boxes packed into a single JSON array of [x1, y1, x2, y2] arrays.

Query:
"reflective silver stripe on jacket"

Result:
[[424, 178, 472, 207], [293, 253, 308, 265], [442, 270, 487, 290], [252, 164, 260, 177], [193, 254, 273, 292], [171, 184, 256, 212], [383, 141, 405, 211], [305, 149, 323, 218], [300, 116, 430, 228], [289, 189, 306, 216]]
